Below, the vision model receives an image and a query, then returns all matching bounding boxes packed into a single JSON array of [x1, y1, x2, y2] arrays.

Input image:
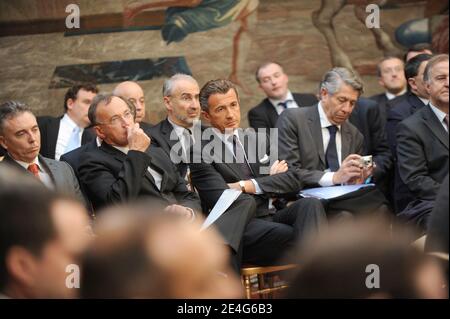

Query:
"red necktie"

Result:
[[27, 163, 40, 180]]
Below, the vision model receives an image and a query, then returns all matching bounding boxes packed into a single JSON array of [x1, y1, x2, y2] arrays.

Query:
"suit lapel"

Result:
[[307, 106, 326, 166], [39, 156, 57, 186], [161, 118, 179, 153], [340, 122, 353, 159], [147, 148, 169, 192], [47, 118, 61, 159], [237, 129, 258, 177], [263, 99, 279, 128], [423, 106, 449, 150]]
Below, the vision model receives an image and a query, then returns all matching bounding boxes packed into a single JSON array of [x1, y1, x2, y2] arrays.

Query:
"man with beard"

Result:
[[149, 74, 202, 181]]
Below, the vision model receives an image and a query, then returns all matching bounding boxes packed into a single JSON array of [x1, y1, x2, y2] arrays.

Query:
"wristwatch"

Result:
[[239, 180, 246, 193]]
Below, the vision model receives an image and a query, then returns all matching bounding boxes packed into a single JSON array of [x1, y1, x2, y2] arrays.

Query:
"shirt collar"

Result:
[[429, 102, 448, 123], [112, 145, 129, 154], [14, 156, 42, 171], [62, 113, 81, 131], [269, 90, 294, 108], [385, 88, 407, 100], [419, 97, 429, 106], [318, 101, 341, 130], [213, 127, 240, 144]]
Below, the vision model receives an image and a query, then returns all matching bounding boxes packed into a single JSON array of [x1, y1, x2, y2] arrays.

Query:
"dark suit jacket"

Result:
[[397, 105, 449, 200], [248, 93, 318, 130], [148, 118, 190, 178], [349, 97, 393, 184], [277, 104, 364, 188], [369, 93, 390, 124], [386, 92, 427, 212], [60, 140, 98, 174], [37, 116, 96, 159], [78, 142, 201, 212], [1, 154, 85, 204], [190, 128, 303, 218], [139, 121, 153, 136], [425, 174, 449, 254], [386, 92, 426, 156]]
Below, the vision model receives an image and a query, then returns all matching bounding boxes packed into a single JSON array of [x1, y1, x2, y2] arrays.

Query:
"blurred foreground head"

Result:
[[285, 218, 447, 299], [0, 165, 91, 299], [81, 202, 242, 299]]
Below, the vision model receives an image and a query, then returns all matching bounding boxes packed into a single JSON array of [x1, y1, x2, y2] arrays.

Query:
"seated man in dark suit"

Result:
[[113, 81, 153, 134], [396, 54, 449, 230], [248, 62, 318, 130], [277, 67, 390, 217], [37, 83, 98, 160], [191, 79, 327, 267], [370, 56, 407, 123], [78, 94, 202, 218], [0, 101, 85, 204], [149, 74, 202, 181], [386, 53, 433, 213], [349, 97, 393, 203]]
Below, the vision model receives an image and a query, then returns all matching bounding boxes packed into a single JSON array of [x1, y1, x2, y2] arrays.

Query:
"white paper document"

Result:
[[299, 184, 375, 200], [201, 189, 242, 231]]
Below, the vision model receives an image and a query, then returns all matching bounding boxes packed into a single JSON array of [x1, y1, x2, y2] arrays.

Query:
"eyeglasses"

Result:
[[96, 110, 134, 126]]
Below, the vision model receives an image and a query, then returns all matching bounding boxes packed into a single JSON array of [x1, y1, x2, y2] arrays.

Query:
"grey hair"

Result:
[[0, 101, 33, 134], [162, 74, 197, 97], [423, 54, 449, 83], [319, 67, 364, 97], [88, 94, 136, 126]]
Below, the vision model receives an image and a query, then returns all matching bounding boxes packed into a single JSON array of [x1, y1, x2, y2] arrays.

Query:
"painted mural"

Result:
[[0, 0, 448, 125]]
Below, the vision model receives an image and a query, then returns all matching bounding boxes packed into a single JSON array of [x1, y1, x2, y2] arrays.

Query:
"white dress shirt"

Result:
[[419, 97, 429, 106], [55, 114, 84, 161], [112, 146, 163, 191], [14, 157, 54, 189], [429, 103, 449, 132], [385, 88, 407, 100], [269, 91, 300, 115], [317, 102, 342, 187]]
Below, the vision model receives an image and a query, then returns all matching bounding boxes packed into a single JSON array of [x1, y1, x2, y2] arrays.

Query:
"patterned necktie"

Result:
[[230, 135, 254, 180], [444, 114, 449, 132], [278, 101, 288, 109], [64, 126, 81, 154], [27, 163, 41, 180], [325, 125, 340, 171]]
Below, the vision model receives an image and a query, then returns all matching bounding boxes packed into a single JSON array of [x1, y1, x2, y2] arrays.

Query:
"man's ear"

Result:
[[201, 110, 210, 122], [163, 96, 172, 112], [408, 78, 417, 91], [0, 135, 7, 149], [66, 98, 75, 111], [94, 126, 105, 140], [5, 246, 40, 288]]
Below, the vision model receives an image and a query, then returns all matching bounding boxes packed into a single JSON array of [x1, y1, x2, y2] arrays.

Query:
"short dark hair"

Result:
[[404, 53, 433, 91], [64, 83, 99, 112], [255, 61, 285, 83], [0, 100, 33, 134], [0, 166, 57, 291], [376, 56, 404, 77], [88, 94, 136, 126], [199, 79, 239, 112], [403, 43, 433, 62]]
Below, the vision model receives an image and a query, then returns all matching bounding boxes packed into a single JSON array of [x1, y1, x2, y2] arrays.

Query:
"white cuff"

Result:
[[319, 172, 335, 187], [251, 179, 264, 195]]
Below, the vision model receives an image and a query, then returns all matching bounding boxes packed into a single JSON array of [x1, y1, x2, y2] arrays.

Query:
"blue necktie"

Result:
[[325, 125, 339, 171], [64, 126, 81, 154]]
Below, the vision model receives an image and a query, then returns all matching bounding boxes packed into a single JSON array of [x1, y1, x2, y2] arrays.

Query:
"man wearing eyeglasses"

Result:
[[78, 94, 202, 218]]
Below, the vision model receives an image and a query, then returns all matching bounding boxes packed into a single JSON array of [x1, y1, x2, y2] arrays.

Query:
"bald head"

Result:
[[113, 81, 146, 123]]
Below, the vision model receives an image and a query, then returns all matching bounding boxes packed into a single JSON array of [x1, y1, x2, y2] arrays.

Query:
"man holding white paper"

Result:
[[191, 79, 327, 270], [277, 67, 390, 217]]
